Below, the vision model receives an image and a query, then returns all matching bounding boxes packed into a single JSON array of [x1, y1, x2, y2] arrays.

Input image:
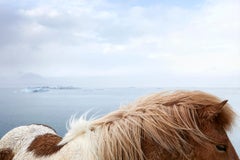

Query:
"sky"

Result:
[[0, 0, 239, 87]]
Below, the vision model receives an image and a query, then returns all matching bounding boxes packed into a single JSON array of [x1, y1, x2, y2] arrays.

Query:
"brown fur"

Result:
[[0, 148, 14, 160], [27, 133, 64, 157], [93, 91, 236, 160]]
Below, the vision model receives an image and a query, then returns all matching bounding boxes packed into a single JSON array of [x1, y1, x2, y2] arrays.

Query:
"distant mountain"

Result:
[[19, 73, 45, 81], [0, 73, 46, 87]]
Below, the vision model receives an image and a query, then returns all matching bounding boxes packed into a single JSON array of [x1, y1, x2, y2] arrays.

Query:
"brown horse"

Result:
[[0, 90, 239, 160], [92, 91, 239, 160]]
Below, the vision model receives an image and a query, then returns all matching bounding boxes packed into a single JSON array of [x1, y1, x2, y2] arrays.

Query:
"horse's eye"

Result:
[[216, 144, 227, 152]]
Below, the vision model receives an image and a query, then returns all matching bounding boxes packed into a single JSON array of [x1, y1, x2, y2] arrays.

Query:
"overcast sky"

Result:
[[0, 0, 239, 87]]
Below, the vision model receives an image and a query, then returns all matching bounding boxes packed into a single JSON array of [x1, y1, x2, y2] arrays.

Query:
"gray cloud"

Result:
[[0, 7, 24, 46], [0, 0, 239, 87]]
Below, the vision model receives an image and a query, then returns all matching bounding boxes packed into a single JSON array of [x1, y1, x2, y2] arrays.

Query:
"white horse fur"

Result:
[[0, 121, 98, 160], [0, 124, 57, 159]]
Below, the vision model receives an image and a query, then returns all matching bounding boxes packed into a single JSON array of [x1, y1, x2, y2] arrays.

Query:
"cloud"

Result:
[[0, 0, 239, 87]]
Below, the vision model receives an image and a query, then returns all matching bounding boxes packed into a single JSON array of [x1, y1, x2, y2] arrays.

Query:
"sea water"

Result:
[[0, 87, 239, 154]]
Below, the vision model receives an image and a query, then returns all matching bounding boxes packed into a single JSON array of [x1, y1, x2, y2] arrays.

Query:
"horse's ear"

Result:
[[201, 100, 228, 119]]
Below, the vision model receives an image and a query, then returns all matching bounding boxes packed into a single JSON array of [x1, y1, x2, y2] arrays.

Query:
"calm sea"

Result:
[[0, 87, 239, 154]]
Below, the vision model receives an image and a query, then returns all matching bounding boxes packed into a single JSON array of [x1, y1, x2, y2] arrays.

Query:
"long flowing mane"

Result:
[[90, 91, 235, 160]]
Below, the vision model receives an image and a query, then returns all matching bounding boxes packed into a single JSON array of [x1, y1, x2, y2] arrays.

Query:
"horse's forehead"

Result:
[[199, 118, 230, 143]]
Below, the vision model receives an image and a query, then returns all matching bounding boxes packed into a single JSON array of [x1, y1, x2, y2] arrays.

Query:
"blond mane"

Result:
[[92, 91, 235, 160]]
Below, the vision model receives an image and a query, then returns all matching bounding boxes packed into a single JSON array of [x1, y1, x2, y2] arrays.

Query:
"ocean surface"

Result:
[[0, 87, 239, 154]]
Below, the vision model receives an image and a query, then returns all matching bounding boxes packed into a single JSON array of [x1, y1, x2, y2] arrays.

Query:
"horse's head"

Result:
[[192, 99, 239, 160], [141, 91, 239, 160]]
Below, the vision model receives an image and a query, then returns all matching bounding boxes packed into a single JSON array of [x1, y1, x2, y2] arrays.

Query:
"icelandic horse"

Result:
[[0, 91, 239, 160]]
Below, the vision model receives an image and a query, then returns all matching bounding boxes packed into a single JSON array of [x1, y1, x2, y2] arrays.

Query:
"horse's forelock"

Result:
[[158, 91, 235, 130], [183, 91, 235, 130]]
